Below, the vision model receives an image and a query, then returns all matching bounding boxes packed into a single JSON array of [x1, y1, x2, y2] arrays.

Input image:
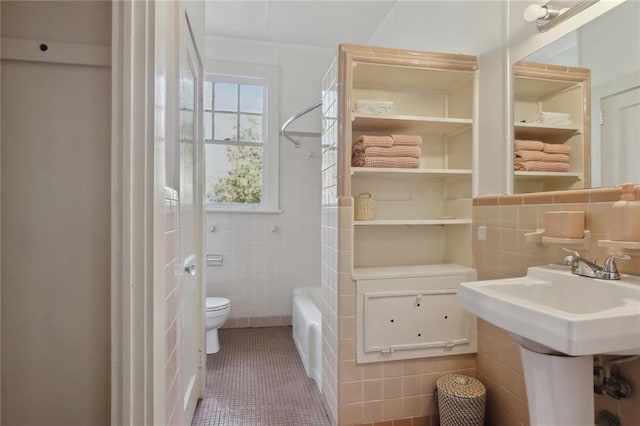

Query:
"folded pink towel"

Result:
[[514, 139, 544, 151], [514, 150, 569, 163], [391, 134, 422, 146], [352, 156, 420, 168], [514, 161, 570, 172], [352, 144, 421, 159], [354, 135, 394, 147], [543, 143, 572, 154]]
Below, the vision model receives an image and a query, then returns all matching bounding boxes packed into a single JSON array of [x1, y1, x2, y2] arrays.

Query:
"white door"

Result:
[[178, 13, 204, 425], [601, 86, 640, 186]]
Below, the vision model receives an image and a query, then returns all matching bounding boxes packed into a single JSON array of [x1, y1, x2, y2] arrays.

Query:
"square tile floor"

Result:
[[192, 326, 331, 426]]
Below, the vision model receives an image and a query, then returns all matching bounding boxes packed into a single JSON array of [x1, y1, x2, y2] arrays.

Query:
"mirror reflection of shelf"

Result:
[[525, 229, 591, 248], [514, 122, 580, 139], [597, 240, 640, 250], [515, 171, 583, 180]]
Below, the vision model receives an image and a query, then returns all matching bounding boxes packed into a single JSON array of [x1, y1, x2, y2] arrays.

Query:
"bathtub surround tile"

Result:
[[191, 327, 330, 426]]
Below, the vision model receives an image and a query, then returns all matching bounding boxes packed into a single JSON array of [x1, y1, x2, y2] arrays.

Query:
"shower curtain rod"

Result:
[[280, 100, 322, 148]]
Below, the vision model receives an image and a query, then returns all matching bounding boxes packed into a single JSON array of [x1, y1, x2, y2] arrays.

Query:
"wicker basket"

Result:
[[436, 374, 486, 426], [354, 193, 376, 221]]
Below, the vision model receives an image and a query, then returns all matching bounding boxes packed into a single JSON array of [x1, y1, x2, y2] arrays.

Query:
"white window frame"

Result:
[[204, 61, 280, 213]]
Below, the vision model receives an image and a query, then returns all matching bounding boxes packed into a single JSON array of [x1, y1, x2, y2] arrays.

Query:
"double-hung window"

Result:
[[204, 62, 279, 212]]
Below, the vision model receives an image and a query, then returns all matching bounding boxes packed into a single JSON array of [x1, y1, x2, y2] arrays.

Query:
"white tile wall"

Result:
[[321, 57, 339, 425], [204, 37, 334, 323]]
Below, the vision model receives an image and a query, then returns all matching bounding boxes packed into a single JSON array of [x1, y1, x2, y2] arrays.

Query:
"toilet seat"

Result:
[[206, 297, 230, 312]]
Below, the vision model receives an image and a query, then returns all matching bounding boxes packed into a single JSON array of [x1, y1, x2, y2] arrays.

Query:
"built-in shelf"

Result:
[[354, 219, 472, 226], [351, 167, 472, 179], [598, 240, 640, 250], [352, 114, 471, 135], [525, 229, 591, 248], [352, 263, 476, 280], [515, 171, 583, 180], [514, 122, 580, 139]]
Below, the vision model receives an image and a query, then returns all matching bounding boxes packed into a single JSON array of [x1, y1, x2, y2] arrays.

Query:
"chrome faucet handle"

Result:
[[601, 254, 632, 279], [562, 247, 582, 266], [561, 247, 582, 257]]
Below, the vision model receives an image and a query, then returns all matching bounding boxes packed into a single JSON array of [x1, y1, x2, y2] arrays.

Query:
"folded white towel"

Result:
[[524, 111, 573, 126], [353, 100, 394, 115]]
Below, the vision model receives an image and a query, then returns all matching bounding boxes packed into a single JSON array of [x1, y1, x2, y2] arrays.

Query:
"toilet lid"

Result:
[[206, 297, 230, 311]]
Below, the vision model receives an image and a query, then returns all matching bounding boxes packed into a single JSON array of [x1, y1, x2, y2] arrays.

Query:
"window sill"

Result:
[[206, 208, 282, 214]]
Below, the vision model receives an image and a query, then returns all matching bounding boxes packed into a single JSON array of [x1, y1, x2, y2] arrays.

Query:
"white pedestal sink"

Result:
[[458, 265, 640, 426]]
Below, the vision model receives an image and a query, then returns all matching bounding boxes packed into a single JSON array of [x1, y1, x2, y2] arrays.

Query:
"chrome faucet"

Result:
[[562, 248, 631, 280]]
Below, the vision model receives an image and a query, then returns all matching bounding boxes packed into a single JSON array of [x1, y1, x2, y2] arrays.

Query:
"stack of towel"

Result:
[[352, 134, 421, 168], [514, 139, 572, 172], [524, 111, 573, 127]]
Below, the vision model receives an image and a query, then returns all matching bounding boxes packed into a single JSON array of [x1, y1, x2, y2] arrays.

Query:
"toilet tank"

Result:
[[355, 264, 477, 363]]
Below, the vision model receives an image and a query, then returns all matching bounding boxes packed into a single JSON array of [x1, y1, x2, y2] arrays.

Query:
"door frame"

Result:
[[111, 2, 206, 424], [111, 1, 156, 424]]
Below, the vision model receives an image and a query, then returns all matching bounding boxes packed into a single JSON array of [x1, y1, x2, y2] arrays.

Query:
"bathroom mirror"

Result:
[[509, 0, 639, 193]]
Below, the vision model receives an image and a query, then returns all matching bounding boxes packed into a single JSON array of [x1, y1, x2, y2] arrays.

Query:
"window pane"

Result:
[[214, 113, 237, 141], [214, 83, 237, 112], [204, 81, 213, 111], [239, 84, 263, 113], [239, 114, 263, 142], [204, 112, 213, 140], [206, 144, 263, 204]]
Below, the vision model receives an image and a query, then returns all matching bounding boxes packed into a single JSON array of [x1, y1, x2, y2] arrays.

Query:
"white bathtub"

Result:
[[292, 286, 322, 391]]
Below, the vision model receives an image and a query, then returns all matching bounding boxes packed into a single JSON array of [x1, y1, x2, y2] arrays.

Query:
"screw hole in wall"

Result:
[[39, 44, 48, 52], [390, 319, 394, 323], [444, 315, 448, 319]]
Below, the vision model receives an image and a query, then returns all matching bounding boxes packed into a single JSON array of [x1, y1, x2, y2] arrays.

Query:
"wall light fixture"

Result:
[[524, 0, 600, 32]]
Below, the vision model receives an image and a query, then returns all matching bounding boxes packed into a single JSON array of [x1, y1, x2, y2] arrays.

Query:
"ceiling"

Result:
[[204, 1, 591, 55], [204, 1, 397, 49]]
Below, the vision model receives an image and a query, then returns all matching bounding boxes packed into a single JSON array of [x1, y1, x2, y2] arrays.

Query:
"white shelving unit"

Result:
[[349, 55, 476, 272], [352, 114, 472, 135], [513, 62, 590, 194], [354, 219, 472, 226], [337, 45, 479, 364]]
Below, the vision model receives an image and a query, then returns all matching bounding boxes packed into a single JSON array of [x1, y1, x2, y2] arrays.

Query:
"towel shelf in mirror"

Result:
[[598, 240, 640, 251], [514, 122, 580, 139], [525, 229, 591, 248]]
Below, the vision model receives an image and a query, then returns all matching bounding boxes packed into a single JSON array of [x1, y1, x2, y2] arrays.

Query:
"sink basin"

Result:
[[458, 264, 640, 356]]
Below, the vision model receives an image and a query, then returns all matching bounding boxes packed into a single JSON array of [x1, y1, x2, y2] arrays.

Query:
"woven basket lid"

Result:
[[437, 374, 486, 398]]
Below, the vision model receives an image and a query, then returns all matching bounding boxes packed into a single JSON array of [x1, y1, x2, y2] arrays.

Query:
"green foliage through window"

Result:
[[207, 146, 262, 204]]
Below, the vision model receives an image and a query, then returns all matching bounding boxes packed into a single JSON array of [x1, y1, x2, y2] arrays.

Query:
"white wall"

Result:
[[1, 1, 111, 423], [204, 36, 333, 323], [367, 1, 506, 55]]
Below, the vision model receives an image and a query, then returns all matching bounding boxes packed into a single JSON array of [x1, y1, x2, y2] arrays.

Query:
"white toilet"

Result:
[[205, 297, 231, 354]]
